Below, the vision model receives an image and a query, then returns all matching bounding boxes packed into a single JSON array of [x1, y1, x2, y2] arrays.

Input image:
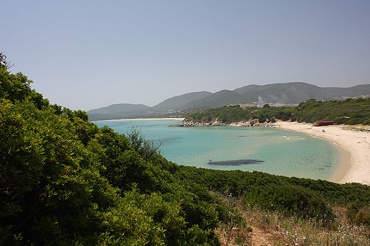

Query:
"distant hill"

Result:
[[234, 82, 328, 104], [88, 104, 153, 121], [88, 103, 150, 115], [88, 82, 370, 120], [323, 84, 370, 99], [181, 90, 248, 109], [234, 82, 370, 104], [152, 91, 212, 111]]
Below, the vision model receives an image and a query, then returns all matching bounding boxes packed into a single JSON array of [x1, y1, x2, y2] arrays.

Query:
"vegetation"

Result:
[[1, 53, 370, 245], [176, 167, 370, 221], [186, 105, 294, 124], [295, 98, 370, 125], [175, 167, 370, 244], [0, 53, 226, 245], [186, 98, 370, 125]]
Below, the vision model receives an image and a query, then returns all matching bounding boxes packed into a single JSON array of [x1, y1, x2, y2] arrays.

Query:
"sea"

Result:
[[95, 119, 340, 180]]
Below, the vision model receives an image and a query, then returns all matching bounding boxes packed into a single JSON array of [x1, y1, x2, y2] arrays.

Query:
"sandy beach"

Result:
[[275, 121, 370, 185]]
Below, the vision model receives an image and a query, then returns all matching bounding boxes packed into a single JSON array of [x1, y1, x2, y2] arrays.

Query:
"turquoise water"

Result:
[[95, 119, 340, 180]]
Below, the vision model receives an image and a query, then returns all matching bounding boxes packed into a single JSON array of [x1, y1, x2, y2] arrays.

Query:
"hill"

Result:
[[234, 82, 325, 104], [88, 92, 213, 121], [88, 103, 150, 114], [181, 90, 248, 110], [185, 97, 370, 126], [87, 103, 153, 121], [152, 91, 212, 111], [88, 82, 370, 120], [234, 82, 370, 104]]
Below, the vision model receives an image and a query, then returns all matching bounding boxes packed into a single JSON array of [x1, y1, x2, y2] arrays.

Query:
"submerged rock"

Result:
[[208, 159, 264, 166]]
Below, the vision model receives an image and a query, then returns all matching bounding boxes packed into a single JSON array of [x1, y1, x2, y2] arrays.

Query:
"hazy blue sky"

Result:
[[2, 1, 370, 110]]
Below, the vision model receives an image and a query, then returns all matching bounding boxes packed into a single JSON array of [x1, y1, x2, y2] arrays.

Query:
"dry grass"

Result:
[[216, 199, 370, 246]]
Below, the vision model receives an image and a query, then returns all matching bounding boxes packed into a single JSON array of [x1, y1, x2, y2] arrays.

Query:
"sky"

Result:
[[2, 0, 370, 111]]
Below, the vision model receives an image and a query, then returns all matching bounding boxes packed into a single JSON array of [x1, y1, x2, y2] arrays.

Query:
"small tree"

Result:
[[0, 52, 14, 69], [127, 128, 161, 159]]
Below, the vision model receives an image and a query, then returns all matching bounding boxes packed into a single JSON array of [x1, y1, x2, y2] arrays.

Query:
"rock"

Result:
[[170, 120, 279, 128]]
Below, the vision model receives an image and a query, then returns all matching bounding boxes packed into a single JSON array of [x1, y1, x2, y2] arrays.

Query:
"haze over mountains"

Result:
[[88, 82, 370, 121]]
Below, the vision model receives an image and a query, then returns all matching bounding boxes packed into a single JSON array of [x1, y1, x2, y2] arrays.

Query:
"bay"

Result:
[[95, 119, 340, 180]]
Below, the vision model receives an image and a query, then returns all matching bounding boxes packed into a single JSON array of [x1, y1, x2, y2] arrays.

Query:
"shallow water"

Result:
[[95, 119, 340, 180]]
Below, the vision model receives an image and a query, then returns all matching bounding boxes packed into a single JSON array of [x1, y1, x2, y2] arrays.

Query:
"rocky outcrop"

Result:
[[170, 119, 279, 128], [170, 120, 227, 127], [313, 120, 335, 126]]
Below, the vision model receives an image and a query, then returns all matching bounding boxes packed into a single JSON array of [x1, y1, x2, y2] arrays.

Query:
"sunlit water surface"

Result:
[[95, 119, 340, 180]]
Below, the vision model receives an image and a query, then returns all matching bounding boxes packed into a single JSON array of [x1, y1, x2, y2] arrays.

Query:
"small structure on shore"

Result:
[[313, 120, 335, 127]]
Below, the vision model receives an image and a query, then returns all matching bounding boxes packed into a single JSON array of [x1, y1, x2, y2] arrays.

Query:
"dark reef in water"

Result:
[[208, 159, 264, 166]]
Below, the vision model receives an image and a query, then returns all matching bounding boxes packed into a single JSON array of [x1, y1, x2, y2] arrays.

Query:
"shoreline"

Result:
[[95, 118, 369, 185], [275, 121, 370, 185], [93, 117, 185, 122]]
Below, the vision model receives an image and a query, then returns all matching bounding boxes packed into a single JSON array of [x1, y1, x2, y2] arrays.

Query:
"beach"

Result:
[[275, 121, 370, 185]]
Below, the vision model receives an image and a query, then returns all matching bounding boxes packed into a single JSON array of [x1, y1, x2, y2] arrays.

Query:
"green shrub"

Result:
[[354, 207, 370, 226]]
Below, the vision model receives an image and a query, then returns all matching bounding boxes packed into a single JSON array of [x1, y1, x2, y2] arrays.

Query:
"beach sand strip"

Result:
[[275, 121, 370, 185]]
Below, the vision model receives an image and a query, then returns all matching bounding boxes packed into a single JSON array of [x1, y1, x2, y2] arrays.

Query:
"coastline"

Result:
[[95, 118, 369, 184], [275, 121, 370, 185], [93, 117, 185, 122]]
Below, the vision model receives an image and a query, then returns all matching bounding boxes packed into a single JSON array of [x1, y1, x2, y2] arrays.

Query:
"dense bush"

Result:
[[294, 98, 370, 124], [175, 167, 370, 226], [186, 98, 370, 125], [187, 105, 295, 124], [0, 54, 222, 245]]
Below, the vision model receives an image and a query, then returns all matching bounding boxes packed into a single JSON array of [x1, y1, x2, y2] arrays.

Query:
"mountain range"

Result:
[[88, 82, 370, 121]]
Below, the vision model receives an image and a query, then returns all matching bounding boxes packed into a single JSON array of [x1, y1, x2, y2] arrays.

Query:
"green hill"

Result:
[[88, 103, 154, 121], [88, 82, 370, 120], [152, 91, 212, 111], [185, 97, 370, 126], [181, 90, 248, 110]]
